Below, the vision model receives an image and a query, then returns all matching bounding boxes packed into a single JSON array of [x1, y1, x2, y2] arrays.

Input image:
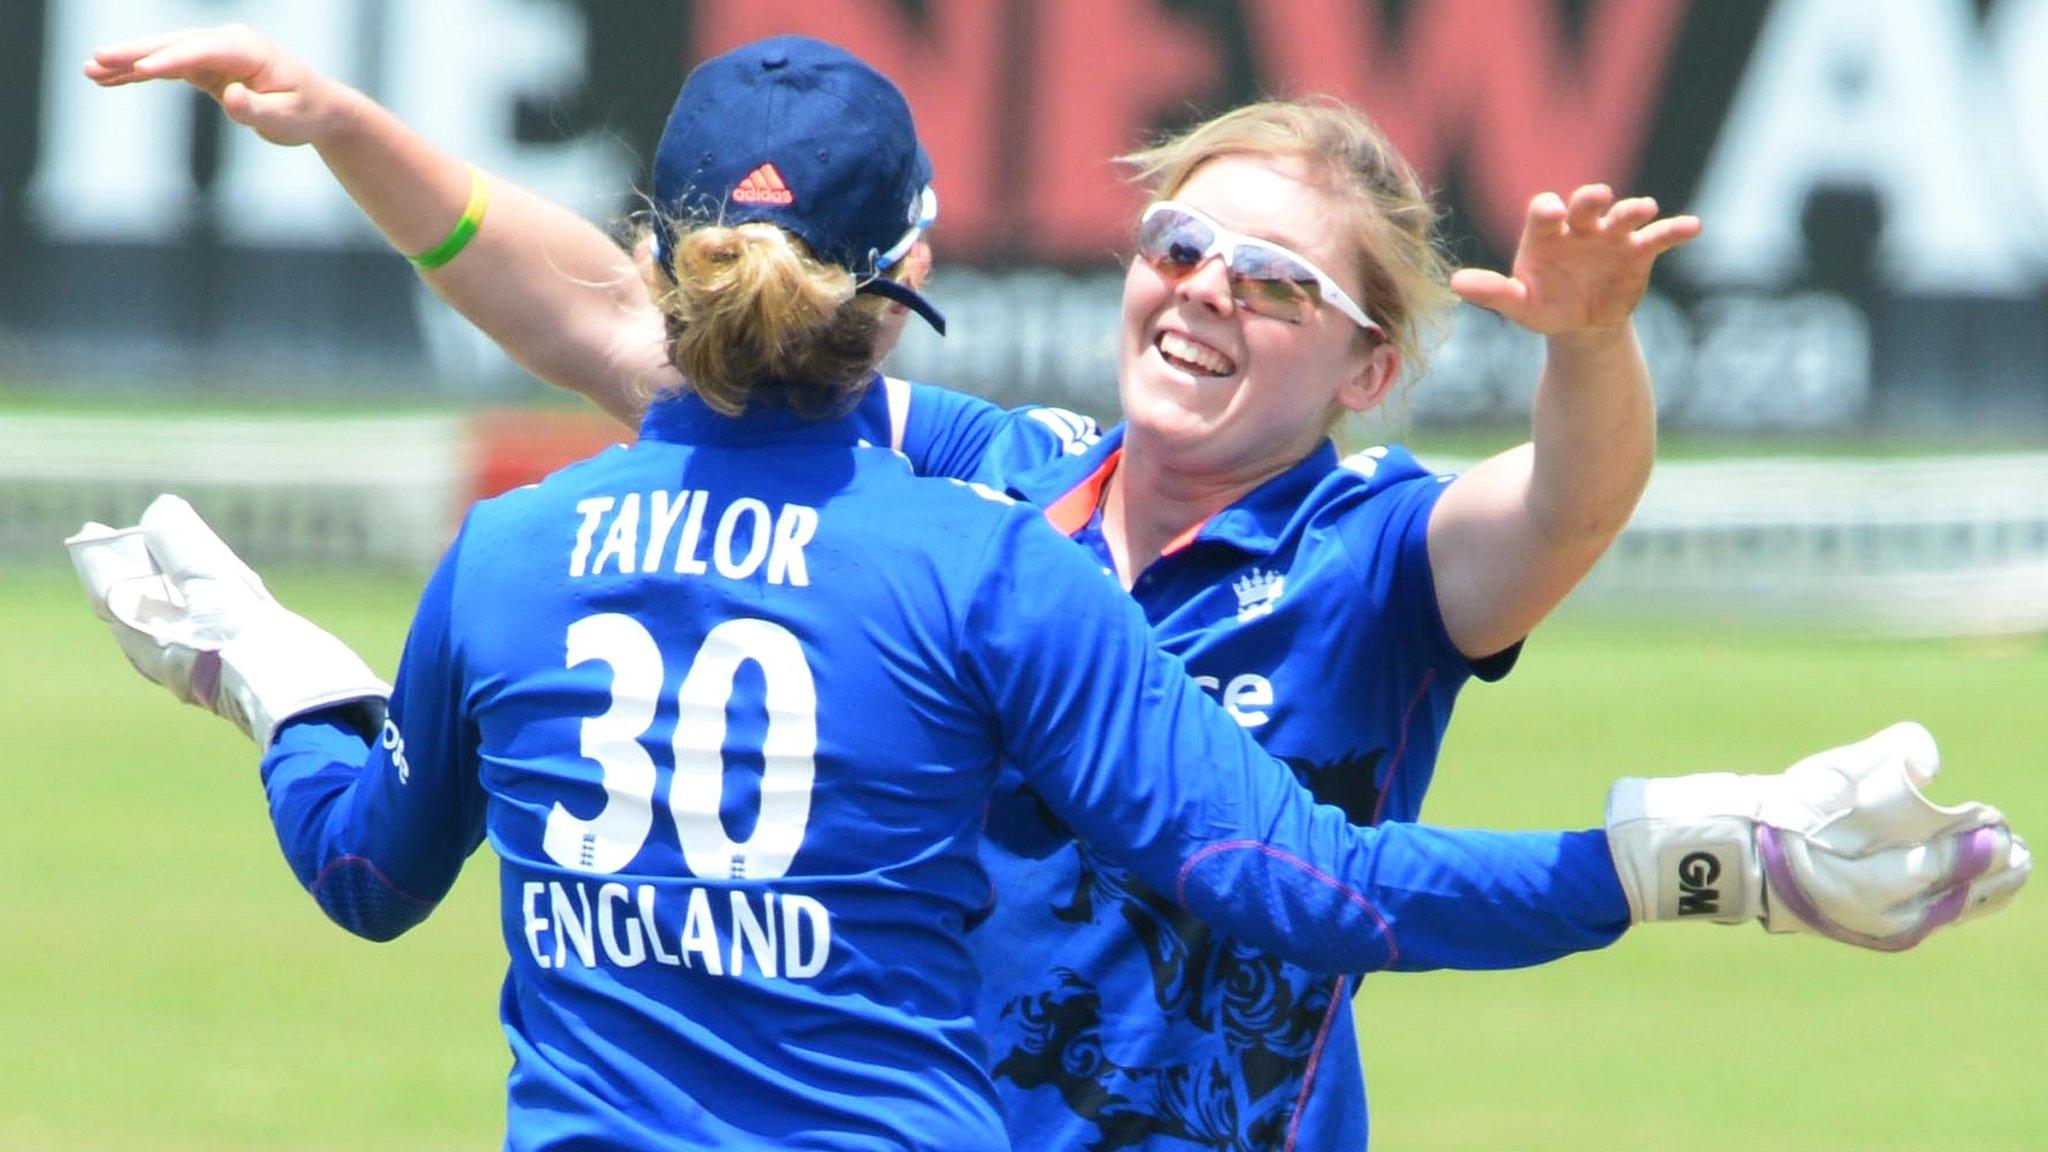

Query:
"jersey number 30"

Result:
[[542, 613, 817, 881]]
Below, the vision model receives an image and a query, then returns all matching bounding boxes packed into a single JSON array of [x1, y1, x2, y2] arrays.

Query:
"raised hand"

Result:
[[84, 23, 339, 147], [1449, 184, 1701, 336]]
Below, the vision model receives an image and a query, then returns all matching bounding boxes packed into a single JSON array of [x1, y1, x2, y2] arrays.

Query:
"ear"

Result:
[[899, 239, 935, 289], [1334, 340, 1401, 414]]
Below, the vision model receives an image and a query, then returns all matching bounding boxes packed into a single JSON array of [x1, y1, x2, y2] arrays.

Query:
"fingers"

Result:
[[84, 62, 153, 87], [1767, 818, 2027, 948], [1631, 213, 1701, 256], [1857, 820, 2019, 907], [83, 25, 280, 103], [1564, 184, 1612, 235], [1523, 191, 1568, 244], [1770, 718, 2010, 878], [87, 26, 324, 148], [1783, 719, 1940, 801], [1947, 836, 2030, 927], [139, 494, 265, 595], [127, 33, 257, 89], [1522, 186, 1698, 251], [1889, 825, 2029, 938], [65, 518, 194, 680], [1869, 720, 1941, 786], [83, 27, 207, 82], [1600, 195, 1659, 232], [1447, 267, 1525, 314], [220, 82, 307, 138], [66, 522, 157, 620], [1845, 721, 1999, 848]]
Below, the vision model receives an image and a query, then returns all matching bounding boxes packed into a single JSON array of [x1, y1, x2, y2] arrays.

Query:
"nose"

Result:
[[1173, 254, 1236, 316]]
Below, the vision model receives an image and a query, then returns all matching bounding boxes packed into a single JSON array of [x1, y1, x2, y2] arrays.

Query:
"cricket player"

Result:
[[71, 34, 2025, 1152]]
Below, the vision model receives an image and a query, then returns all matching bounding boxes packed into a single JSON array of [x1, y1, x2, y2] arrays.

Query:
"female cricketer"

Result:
[[77, 27, 2029, 1152]]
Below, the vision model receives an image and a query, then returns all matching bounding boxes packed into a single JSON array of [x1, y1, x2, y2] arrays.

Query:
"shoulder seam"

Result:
[[882, 375, 912, 453]]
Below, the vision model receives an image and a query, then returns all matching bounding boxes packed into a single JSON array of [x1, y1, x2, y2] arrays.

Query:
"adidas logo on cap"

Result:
[[732, 162, 795, 205]]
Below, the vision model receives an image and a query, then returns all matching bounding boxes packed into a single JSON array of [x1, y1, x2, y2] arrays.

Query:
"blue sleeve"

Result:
[[1342, 445, 1519, 681], [260, 533, 487, 942], [961, 507, 1626, 974], [898, 380, 1099, 487]]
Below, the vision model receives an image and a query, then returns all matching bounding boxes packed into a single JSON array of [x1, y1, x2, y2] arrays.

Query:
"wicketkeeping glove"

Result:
[[1606, 722, 2027, 949], [66, 494, 390, 749]]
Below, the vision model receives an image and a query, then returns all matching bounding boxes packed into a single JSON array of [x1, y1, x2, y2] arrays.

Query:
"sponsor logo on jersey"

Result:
[[1338, 444, 1391, 479], [1232, 567, 1285, 622], [1192, 671, 1274, 728], [380, 719, 412, 784], [731, 162, 795, 205], [1024, 407, 1102, 457]]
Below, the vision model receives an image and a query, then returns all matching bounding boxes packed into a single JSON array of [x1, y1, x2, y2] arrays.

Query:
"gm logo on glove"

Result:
[[1676, 851, 1722, 916]]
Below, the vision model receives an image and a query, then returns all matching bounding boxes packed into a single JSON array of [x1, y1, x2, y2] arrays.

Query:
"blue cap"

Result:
[[652, 36, 945, 335]]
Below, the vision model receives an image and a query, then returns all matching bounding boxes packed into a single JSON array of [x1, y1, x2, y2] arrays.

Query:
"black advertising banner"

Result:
[[3, 0, 2044, 431]]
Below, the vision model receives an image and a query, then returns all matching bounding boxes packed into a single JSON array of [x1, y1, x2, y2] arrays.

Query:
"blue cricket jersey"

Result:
[[260, 383, 1627, 1152], [885, 390, 1553, 1152]]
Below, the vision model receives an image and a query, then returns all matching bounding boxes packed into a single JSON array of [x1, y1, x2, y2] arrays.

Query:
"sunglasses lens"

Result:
[[1138, 209, 1214, 274], [1226, 243, 1323, 322], [1231, 275, 1316, 323]]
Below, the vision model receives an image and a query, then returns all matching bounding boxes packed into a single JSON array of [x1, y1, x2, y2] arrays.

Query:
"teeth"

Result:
[[1157, 332, 1235, 377]]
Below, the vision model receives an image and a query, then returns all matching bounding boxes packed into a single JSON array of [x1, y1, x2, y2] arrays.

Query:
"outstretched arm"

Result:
[[968, 508, 1627, 973], [970, 510, 2024, 971], [1427, 185, 1701, 660], [86, 25, 1095, 471], [86, 24, 673, 427]]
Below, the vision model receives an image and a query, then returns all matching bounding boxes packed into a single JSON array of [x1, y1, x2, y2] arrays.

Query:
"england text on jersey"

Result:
[[520, 879, 833, 978]]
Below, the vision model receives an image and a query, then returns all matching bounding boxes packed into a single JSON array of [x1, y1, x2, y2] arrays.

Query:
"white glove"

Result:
[[1607, 722, 2027, 950], [66, 494, 390, 749]]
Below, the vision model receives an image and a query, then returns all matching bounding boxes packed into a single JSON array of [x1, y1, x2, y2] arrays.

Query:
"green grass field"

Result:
[[2, 565, 2042, 1150]]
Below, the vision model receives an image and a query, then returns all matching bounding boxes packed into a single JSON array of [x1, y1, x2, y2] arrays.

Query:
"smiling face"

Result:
[[1118, 155, 1400, 480]]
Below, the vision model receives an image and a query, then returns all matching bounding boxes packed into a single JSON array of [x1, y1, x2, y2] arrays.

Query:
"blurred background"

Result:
[[2, 1, 2044, 1150], [6, 0, 2047, 630]]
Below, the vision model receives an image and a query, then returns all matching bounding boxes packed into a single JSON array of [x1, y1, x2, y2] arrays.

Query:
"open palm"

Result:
[[1451, 184, 1701, 336]]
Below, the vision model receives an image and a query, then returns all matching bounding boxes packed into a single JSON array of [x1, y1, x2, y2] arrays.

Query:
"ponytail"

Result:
[[639, 220, 889, 415]]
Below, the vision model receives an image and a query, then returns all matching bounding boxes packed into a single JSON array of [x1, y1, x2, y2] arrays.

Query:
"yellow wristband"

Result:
[[407, 166, 490, 270]]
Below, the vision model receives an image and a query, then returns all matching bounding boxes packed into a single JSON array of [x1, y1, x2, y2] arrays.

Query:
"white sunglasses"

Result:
[[1137, 200, 1383, 334], [876, 186, 939, 271]]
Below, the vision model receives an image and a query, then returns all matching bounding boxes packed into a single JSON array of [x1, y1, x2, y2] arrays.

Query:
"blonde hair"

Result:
[[633, 219, 894, 417], [1119, 97, 1457, 377]]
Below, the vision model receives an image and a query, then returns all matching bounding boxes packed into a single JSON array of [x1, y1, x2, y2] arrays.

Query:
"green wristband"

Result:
[[408, 166, 490, 270]]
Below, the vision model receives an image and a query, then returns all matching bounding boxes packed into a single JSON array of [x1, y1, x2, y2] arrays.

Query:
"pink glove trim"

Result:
[[1758, 823, 1997, 952]]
